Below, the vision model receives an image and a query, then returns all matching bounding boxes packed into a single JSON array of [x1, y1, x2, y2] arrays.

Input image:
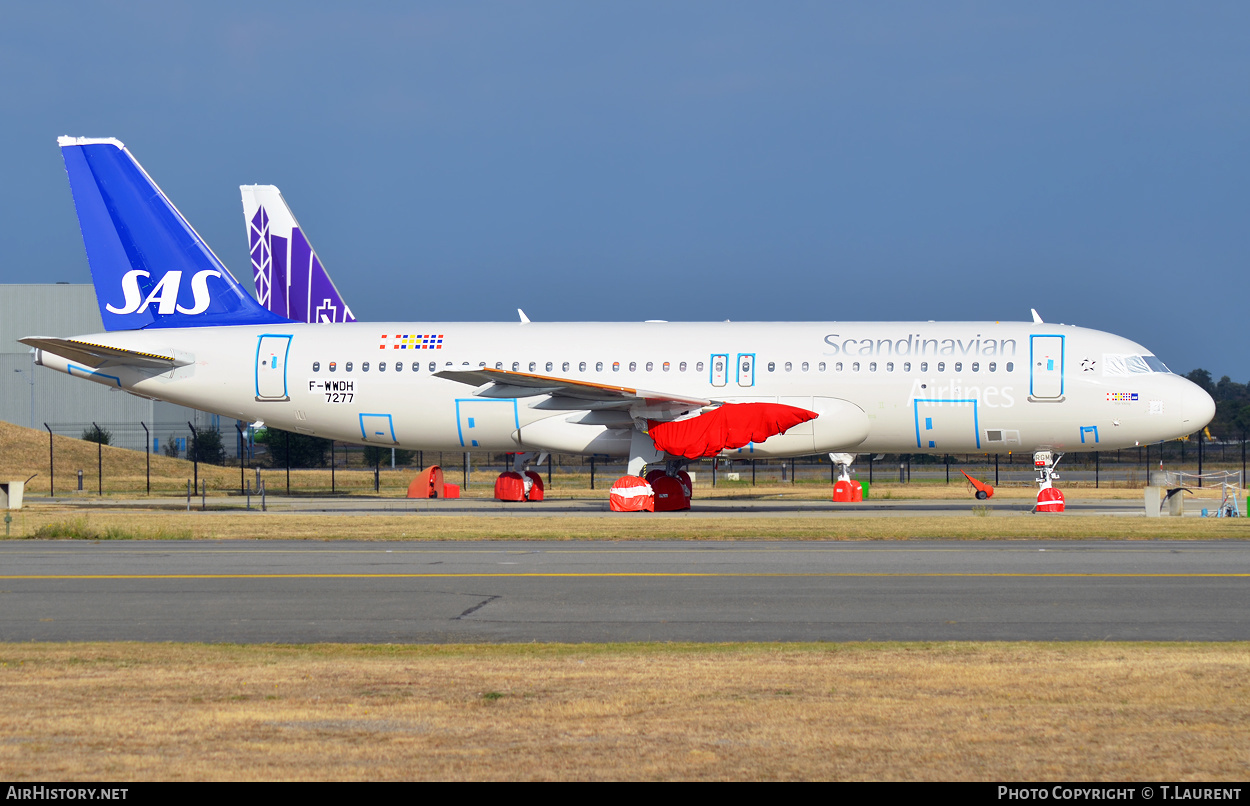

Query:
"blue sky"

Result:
[[2, 2, 1247, 378]]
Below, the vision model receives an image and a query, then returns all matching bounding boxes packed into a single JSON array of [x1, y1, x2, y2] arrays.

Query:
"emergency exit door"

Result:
[[711, 354, 728, 387]]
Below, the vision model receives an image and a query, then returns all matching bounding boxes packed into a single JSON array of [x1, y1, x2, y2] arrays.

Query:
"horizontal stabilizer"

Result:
[[19, 337, 187, 370]]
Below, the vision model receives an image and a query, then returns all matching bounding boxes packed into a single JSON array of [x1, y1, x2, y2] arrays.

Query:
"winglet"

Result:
[[518, 308, 531, 324], [1031, 308, 1044, 324]]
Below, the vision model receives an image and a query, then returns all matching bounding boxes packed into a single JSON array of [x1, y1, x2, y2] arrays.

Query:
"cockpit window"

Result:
[[1103, 354, 1170, 376]]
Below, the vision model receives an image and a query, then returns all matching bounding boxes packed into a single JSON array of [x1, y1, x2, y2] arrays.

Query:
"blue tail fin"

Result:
[[58, 137, 291, 330], [241, 184, 356, 323]]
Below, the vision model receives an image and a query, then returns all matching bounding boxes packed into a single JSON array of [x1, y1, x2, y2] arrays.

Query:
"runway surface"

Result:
[[1, 540, 1246, 642]]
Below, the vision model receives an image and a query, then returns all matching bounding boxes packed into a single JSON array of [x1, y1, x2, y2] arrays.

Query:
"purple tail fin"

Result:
[[242, 185, 356, 324]]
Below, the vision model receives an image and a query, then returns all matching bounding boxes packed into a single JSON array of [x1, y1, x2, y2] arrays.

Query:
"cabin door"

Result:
[[1029, 335, 1065, 400], [255, 334, 292, 401]]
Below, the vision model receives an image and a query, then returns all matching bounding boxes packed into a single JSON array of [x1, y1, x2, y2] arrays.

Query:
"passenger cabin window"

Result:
[[529, 362, 536, 372], [818, 362, 826, 371], [613, 362, 620, 372], [494, 362, 502, 369], [989, 362, 996, 372], [545, 362, 553, 372], [680, 362, 687, 372], [414, 362, 421, 372], [646, 362, 653, 372], [579, 362, 586, 372], [562, 362, 569, 372], [869, 362, 877, 371], [596, 362, 603, 372], [920, 362, 928, 372], [696, 361, 704, 372], [329, 362, 337, 372], [852, 362, 860, 371], [953, 362, 961, 372], [378, 361, 385, 372], [312, 361, 320, 372], [971, 362, 979, 372], [767, 362, 775, 372], [937, 362, 945, 372], [629, 362, 636, 372], [429, 362, 436, 372], [801, 362, 809, 372], [663, 362, 670, 372], [903, 362, 910, 372], [512, 362, 519, 371], [346, 362, 353, 372], [784, 362, 792, 372], [835, 362, 843, 371], [395, 362, 402, 372], [886, 362, 894, 372], [1006, 362, 1014, 372], [362, 362, 370, 372]]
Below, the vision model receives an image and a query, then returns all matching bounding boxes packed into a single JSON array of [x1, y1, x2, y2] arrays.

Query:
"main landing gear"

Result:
[[494, 451, 545, 502]]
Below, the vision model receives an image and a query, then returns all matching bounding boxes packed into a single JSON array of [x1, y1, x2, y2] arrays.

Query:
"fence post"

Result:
[[141, 421, 150, 495], [995, 454, 999, 486], [285, 430, 291, 495], [331, 441, 336, 493], [44, 423, 53, 497], [187, 421, 199, 497], [590, 456, 595, 490], [92, 422, 102, 496], [235, 421, 246, 495], [186, 479, 191, 511]]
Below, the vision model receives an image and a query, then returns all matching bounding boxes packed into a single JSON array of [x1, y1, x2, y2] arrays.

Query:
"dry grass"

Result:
[[0, 642, 1245, 781], [7, 506, 1250, 541]]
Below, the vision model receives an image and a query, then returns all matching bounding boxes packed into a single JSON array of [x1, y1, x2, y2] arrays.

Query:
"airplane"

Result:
[[23, 137, 1216, 507], [240, 184, 355, 324]]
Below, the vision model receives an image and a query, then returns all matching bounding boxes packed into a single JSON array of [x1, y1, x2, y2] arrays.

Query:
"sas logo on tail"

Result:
[[106, 269, 222, 316]]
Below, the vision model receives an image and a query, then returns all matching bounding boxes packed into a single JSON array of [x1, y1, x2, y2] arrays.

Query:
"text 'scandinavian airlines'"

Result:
[[24, 137, 1215, 501]]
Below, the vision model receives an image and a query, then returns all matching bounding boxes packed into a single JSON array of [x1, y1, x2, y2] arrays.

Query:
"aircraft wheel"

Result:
[[975, 490, 988, 500]]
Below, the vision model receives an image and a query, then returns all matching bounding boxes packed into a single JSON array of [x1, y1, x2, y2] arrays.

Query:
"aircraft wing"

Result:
[[434, 367, 714, 414], [18, 337, 186, 371]]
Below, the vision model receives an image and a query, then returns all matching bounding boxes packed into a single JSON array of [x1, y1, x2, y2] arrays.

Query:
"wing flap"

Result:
[[434, 367, 713, 411]]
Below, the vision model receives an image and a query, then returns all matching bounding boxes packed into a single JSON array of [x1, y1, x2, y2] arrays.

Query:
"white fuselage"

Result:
[[36, 320, 1215, 458]]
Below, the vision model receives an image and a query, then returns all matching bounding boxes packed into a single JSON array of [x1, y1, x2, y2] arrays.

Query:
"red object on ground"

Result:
[[832, 479, 863, 502], [407, 466, 445, 499], [960, 471, 995, 500], [495, 470, 545, 501], [647, 403, 819, 459], [677, 470, 693, 498], [523, 471, 545, 502], [645, 469, 668, 486], [495, 472, 526, 501], [610, 476, 655, 512], [1036, 487, 1065, 513], [651, 475, 691, 511], [442, 483, 461, 499]]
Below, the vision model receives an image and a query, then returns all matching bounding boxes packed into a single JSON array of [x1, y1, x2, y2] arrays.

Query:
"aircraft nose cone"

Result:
[[1178, 378, 1216, 431]]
